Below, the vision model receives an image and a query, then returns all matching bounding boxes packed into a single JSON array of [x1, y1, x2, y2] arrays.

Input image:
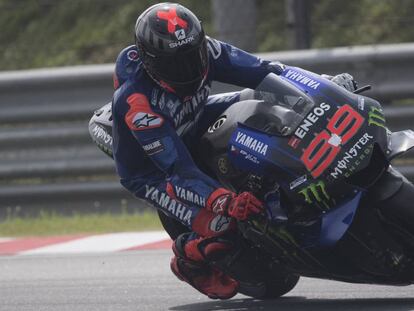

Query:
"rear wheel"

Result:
[[377, 174, 414, 237], [371, 168, 414, 278]]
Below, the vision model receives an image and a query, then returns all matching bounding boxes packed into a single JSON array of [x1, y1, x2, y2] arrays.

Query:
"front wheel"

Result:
[[239, 274, 300, 300], [260, 274, 300, 299]]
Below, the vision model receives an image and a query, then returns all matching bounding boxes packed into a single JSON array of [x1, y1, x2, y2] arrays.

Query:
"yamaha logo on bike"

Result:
[[234, 131, 268, 156], [284, 69, 321, 90]]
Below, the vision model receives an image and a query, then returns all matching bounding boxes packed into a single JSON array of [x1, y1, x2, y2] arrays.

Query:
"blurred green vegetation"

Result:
[[310, 0, 414, 48], [1, 0, 414, 70], [0, 0, 212, 70], [0, 210, 162, 236]]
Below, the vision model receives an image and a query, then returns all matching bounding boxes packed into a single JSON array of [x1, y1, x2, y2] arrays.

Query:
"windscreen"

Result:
[[254, 73, 315, 136]]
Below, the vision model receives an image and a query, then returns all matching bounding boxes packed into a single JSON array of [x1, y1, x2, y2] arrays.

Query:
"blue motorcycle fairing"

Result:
[[318, 191, 362, 246], [281, 67, 326, 96], [228, 124, 303, 179], [201, 66, 389, 250], [264, 190, 362, 248], [228, 121, 364, 248]]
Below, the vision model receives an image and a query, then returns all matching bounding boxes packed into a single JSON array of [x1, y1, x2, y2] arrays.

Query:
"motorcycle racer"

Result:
[[111, 2, 357, 299]]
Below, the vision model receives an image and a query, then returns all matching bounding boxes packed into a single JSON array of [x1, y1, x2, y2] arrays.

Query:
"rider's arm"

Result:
[[208, 38, 357, 92], [113, 92, 261, 236], [113, 45, 140, 90], [207, 37, 284, 89]]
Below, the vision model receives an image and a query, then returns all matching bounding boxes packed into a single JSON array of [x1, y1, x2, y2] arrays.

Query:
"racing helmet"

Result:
[[135, 2, 209, 98]]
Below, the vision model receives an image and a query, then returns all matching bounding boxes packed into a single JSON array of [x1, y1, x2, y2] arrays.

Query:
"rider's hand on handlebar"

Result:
[[206, 188, 264, 221], [267, 61, 286, 75], [330, 73, 358, 92]]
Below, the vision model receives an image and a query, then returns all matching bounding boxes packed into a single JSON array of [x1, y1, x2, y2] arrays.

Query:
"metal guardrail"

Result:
[[1, 43, 414, 217]]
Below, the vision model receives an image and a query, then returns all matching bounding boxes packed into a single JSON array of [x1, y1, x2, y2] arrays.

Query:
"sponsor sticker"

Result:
[[174, 186, 206, 207], [145, 185, 192, 226], [133, 113, 163, 128], [330, 133, 374, 179], [209, 215, 231, 233], [294, 102, 331, 140], [208, 117, 226, 133], [285, 69, 321, 90], [125, 93, 164, 131], [358, 97, 365, 111], [127, 49, 139, 61], [240, 149, 260, 164], [298, 180, 331, 209], [289, 175, 307, 190], [207, 37, 222, 60], [288, 136, 301, 149], [301, 104, 364, 178], [368, 106, 386, 129], [91, 125, 113, 146], [169, 36, 195, 48], [217, 157, 229, 174], [174, 29, 186, 40], [234, 131, 268, 156], [230, 145, 239, 154], [212, 195, 230, 214], [142, 140, 164, 155]]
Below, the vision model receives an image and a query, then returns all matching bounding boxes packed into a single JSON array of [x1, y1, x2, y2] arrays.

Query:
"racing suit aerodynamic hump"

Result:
[[112, 37, 284, 236]]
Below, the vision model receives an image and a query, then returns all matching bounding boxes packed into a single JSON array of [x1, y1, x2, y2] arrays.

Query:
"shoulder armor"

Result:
[[206, 36, 222, 60], [114, 45, 141, 89]]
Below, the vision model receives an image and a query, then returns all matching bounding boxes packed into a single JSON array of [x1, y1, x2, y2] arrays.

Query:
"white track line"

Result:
[[20, 231, 170, 255], [0, 238, 15, 243]]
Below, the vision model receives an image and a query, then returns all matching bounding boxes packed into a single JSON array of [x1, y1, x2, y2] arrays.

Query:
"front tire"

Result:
[[239, 274, 300, 300], [260, 274, 300, 299]]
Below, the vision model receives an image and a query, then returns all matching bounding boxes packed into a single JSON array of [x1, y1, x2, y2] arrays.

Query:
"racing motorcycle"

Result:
[[89, 66, 414, 299]]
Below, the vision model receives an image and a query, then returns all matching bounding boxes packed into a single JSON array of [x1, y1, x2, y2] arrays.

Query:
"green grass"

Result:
[[0, 211, 163, 237]]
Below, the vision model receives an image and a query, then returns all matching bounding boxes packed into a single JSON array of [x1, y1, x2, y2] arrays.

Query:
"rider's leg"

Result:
[[170, 89, 258, 299], [171, 231, 239, 299]]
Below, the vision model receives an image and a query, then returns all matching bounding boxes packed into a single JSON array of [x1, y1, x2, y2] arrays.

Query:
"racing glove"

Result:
[[325, 73, 358, 92], [266, 61, 286, 75], [206, 188, 264, 221]]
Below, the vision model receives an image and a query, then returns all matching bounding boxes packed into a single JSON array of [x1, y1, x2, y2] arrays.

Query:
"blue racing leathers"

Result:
[[112, 37, 283, 236]]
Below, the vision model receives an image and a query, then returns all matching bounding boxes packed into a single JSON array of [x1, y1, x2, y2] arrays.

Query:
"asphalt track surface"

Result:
[[0, 250, 413, 311]]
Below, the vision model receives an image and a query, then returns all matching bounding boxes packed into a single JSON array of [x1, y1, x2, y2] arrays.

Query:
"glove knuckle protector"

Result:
[[206, 188, 264, 221]]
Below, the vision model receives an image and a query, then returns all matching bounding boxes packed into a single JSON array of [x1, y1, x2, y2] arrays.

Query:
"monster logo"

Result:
[[368, 106, 386, 129], [298, 181, 331, 209]]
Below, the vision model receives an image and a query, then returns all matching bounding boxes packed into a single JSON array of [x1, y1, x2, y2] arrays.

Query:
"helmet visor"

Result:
[[152, 38, 208, 87]]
